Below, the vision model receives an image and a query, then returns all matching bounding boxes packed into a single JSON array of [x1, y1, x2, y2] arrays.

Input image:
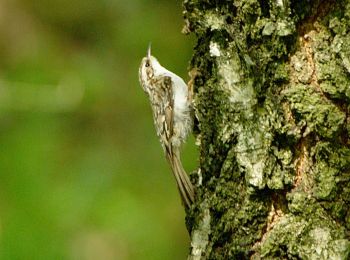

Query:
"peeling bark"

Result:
[[183, 0, 350, 259]]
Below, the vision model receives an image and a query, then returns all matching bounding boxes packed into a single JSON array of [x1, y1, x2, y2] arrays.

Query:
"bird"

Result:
[[138, 44, 194, 208]]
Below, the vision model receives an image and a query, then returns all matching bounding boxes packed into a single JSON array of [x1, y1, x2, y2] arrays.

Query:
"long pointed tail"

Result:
[[166, 151, 194, 208]]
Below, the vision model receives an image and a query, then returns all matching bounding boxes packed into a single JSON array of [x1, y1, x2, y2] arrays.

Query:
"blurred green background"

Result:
[[0, 0, 197, 259]]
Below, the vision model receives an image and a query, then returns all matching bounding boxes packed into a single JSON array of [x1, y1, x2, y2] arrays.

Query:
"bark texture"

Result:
[[183, 0, 350, 259]]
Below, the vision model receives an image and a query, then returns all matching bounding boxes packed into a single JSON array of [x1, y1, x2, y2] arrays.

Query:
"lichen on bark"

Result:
[[183, 0, 350, 259]]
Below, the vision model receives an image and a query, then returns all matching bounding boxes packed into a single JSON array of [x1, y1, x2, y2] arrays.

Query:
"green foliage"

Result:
[[0, 0, 196, 259]]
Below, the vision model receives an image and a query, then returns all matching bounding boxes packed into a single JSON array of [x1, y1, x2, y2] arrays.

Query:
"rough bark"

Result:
[[183, 0, 350, 259]]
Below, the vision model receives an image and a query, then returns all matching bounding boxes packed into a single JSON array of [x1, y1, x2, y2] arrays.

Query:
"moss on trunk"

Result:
[[183, 0, 350, 259]]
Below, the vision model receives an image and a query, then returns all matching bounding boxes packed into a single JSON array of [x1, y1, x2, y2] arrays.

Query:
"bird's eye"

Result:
[[145, 61, 150, 67]]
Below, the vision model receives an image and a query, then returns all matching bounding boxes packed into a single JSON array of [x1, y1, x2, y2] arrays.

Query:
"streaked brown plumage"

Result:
[[139, 45, 194, 208]]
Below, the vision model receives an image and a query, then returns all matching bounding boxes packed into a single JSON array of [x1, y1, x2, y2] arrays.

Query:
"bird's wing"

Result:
[[150, 75, 174, 154]]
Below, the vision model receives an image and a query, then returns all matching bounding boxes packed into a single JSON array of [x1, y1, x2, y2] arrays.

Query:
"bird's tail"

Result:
[[166, 150, 194, 208]]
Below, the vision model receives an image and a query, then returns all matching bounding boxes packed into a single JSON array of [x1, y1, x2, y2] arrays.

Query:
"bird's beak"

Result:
[[147, 43, 151, 59]]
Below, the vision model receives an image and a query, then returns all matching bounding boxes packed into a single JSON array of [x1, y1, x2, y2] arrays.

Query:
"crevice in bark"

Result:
[[294, 136, 308, 190]]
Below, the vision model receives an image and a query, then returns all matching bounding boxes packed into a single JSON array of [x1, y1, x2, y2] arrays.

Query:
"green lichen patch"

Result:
[[189, 201, 211, 258], [265, 146, 294, 189], [283, 84, 345, 139], [308, 3, 350, 100], [312, 162, 338, 199], [310, 142, 350, 225], [260, 191, 350, 259], [260, 213, 350, 259], [208, 186, 270, 259], [313, 31, 350, 100], [290, 50, 313, 84]]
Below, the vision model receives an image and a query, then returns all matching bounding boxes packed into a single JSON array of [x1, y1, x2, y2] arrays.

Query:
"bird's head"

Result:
[[139, 43, 162, 93]]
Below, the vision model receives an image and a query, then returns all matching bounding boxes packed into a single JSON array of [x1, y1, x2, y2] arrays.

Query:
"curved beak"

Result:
[[147, 42, 151, 58]]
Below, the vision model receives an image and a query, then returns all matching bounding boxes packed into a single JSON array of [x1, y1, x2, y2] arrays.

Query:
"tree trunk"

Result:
[[183, 0, 350, 259]]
